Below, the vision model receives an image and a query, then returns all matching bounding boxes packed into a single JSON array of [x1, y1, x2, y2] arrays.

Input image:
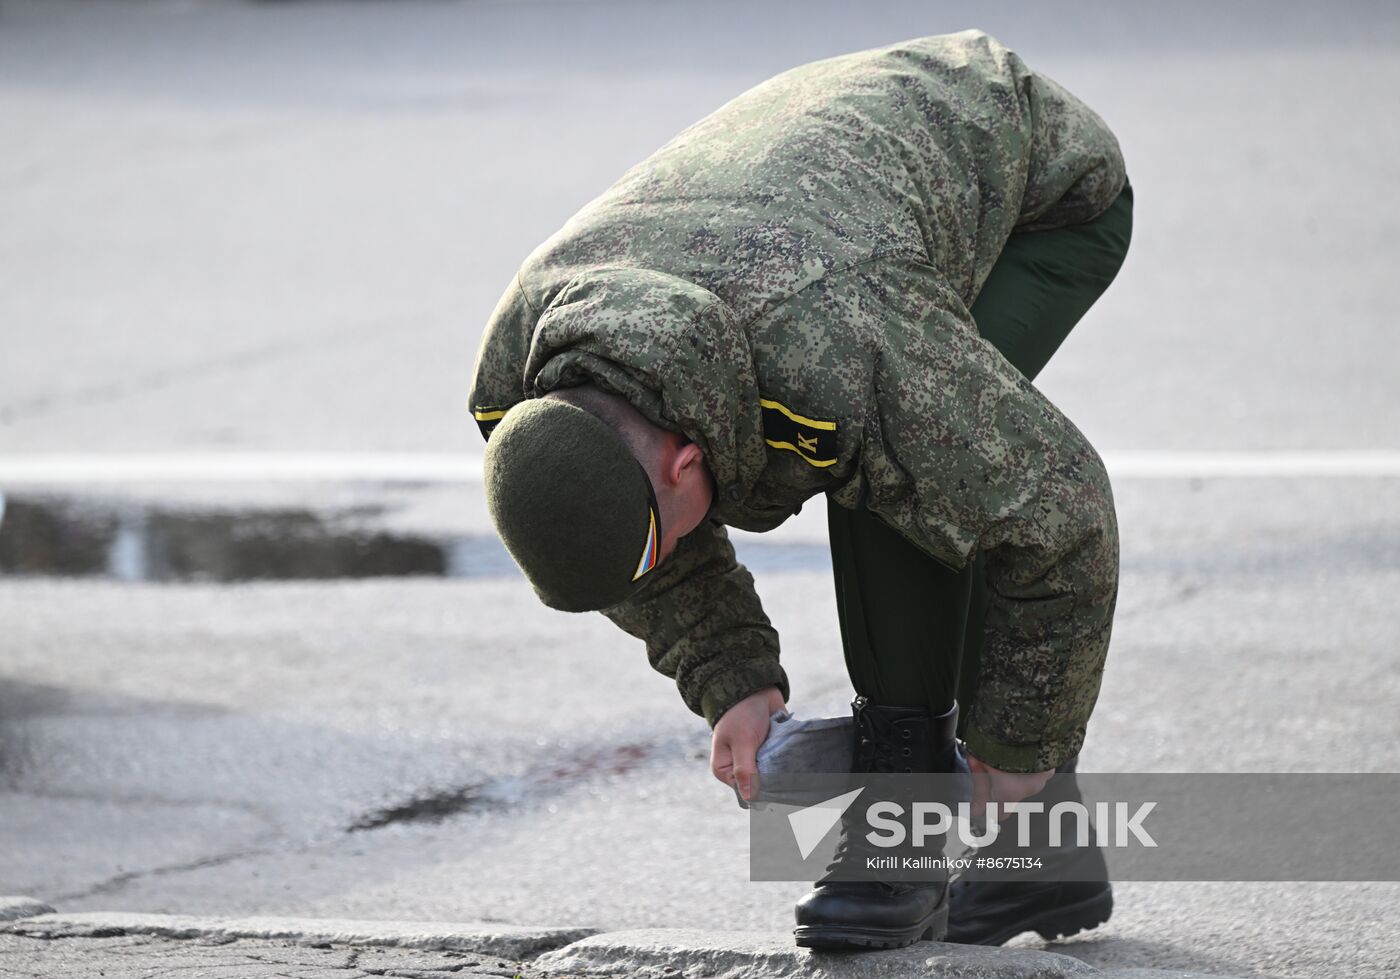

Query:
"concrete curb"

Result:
[[0, 898, 54, 923], [0, 904, 1243, 978], [532, 929, 1245, 979], [0, 910, 595, 960]]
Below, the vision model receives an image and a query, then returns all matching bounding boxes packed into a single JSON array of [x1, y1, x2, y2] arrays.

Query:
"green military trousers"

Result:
[[827, 184, 1134, 742]]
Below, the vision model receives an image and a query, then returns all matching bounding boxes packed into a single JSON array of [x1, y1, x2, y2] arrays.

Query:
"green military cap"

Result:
[[483, 398, 662, 612]]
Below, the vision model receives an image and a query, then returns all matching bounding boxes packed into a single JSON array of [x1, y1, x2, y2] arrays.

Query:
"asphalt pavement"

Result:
[[2, 2, 1399, 977], [3, 0, 1400, 454]]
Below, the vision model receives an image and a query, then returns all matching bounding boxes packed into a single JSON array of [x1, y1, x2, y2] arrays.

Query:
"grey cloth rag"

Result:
[[734, 708, 973, 810]]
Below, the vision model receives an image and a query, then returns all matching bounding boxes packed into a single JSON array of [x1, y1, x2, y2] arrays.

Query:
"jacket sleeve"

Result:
[[601, 518, 790, 727], [472, 271, 788, 725], [865, 261, 1119, 773], [1014, 63, 1127, 232], [467, 274, 537, 437]]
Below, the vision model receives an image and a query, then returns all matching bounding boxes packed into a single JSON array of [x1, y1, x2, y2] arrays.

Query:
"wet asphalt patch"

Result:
[[0, 493, 831, 582]]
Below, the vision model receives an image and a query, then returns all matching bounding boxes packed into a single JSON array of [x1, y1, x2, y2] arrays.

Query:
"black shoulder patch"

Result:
[[760, 398, 838, 468], [472, 404, 515, 441]]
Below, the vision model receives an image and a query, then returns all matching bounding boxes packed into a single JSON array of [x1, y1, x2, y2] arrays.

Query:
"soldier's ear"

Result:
[[660, 439, 705, 488], [675, 441, 707, 482]]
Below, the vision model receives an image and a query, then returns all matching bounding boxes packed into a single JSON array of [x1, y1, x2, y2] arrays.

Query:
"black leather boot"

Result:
[[793, 697, 960, 950], [946, 756, 1113, 945]]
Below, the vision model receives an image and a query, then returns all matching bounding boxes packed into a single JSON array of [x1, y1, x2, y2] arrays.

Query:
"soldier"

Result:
[[471, 30, 1131, 950]]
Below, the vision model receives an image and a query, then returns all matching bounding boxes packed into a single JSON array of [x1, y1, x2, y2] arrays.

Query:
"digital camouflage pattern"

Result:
[[469, 31, 1126, 772]]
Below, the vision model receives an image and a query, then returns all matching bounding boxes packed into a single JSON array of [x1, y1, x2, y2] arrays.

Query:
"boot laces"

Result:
[[854, 712, 902, 773], [820, 712, 904, 883]]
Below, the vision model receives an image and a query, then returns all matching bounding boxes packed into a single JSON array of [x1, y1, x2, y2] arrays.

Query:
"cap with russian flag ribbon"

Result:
[[483, 397, 663, 612]]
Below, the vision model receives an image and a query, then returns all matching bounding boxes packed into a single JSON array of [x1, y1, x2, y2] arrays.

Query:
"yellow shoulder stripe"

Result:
[[472, 408, 509, 422], [758, 398, 836, 431]]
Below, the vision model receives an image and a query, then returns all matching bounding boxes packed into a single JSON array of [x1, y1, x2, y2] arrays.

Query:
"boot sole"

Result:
[[974, 886, 1114, 947], [794, 899, 948, 951]]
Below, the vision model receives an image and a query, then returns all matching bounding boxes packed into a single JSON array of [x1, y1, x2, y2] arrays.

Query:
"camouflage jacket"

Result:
[[469, 31, 1126, 772]]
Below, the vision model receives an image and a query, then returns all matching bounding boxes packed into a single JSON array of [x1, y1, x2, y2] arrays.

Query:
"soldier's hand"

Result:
[[966, 753, 1055, 818], [710, 686, 785, 802]]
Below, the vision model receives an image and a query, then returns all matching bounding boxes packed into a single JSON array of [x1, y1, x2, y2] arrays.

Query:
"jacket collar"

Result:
[[524, 267, 767, 510]]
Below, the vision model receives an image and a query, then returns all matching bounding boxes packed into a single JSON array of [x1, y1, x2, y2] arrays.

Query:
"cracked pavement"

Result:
[[0, 934, 544, 978]]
